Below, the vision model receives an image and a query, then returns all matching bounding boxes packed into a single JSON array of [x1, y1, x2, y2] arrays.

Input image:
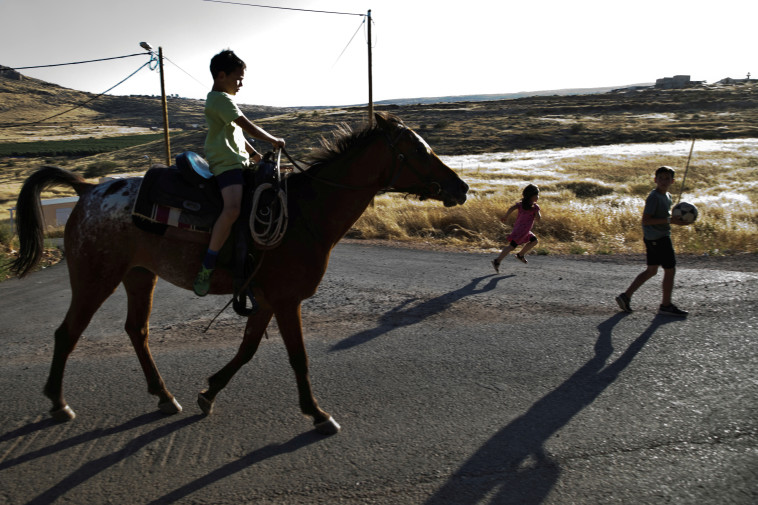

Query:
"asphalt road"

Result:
[[1, 243, 756, 504]]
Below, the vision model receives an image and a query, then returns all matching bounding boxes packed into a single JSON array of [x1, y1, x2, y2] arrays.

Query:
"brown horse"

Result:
[[10, 113, 468, 434]]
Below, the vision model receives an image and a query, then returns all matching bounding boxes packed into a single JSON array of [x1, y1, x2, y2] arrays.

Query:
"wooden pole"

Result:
[[367, 10, 373, 127], [677, 138, 695, 204], [158, 47, 171, 166]]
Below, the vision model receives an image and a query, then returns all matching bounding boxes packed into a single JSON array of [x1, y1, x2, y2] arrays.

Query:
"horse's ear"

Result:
[[374, 112, 394, 131]]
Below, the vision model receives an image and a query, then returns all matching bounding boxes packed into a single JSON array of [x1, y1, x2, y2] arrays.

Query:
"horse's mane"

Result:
[[305, 113, 402, 169]]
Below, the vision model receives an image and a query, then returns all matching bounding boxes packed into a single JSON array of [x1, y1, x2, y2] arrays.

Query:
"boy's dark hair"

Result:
[[655, 165, 676, 178], [210, 49, 246, 78], [521, 184, 539, 209]]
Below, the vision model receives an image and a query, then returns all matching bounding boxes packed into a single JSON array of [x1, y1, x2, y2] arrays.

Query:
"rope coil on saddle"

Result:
[[250, 149, 288, 250]]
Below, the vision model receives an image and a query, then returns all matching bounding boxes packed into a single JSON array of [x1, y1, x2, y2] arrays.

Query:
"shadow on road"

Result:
[[424, 313, 681, 505], [23, 414, 204, 505], [147, 430, 325, 504], [330, 274, 514, 352], [0, 411, 169, 471]]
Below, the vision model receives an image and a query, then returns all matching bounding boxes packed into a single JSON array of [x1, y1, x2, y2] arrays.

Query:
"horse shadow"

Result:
[[13, 411, 323, 505], [23, 414, 205, 505], [0, 411, 169, 471], [424, 313, 680, 505], [330, 274, 514, 352], [146, 430, 324, 504]]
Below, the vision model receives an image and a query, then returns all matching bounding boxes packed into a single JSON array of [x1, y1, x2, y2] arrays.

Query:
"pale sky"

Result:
[[2, 0, 755, 107]]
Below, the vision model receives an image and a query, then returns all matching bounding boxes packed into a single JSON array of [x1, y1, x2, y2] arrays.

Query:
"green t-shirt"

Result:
[[642, 189, 672, 240], [204, 91, 249, 175]]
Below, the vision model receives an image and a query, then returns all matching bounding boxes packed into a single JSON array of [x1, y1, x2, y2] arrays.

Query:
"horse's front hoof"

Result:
[[158, 397, 182, 415], [197, 392, 214, 415], [315, 416, 341, 435], [50, 405, 76, 422]]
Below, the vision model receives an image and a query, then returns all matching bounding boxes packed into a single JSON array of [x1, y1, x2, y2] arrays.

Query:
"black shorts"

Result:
[[644, 236, 676, 269], [216, 168, 244, 189], [510, 236, 537, 248]]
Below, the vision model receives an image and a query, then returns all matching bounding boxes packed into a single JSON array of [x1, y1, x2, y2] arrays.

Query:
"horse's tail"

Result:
[[10, 166, 92, 278]]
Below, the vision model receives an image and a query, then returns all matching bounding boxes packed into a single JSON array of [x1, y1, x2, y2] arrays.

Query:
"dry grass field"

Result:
[[1, 72, 756, 278]]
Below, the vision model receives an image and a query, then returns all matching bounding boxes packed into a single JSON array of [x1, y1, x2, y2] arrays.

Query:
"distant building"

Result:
[[40, 197, 79, 228], [655, 75, 694, 89], [716, 73, 756, 85]]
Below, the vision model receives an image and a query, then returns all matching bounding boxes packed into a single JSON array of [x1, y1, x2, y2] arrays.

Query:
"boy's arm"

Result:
[[245, 141, 262, 163], [235, 116, 285, 148], [641, 213, 685, 226]]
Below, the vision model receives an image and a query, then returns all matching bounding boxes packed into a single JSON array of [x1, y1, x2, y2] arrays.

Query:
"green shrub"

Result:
[[83, 161, 120, 178], [557, 181, 614, 198], [0, 133, 163, 157]]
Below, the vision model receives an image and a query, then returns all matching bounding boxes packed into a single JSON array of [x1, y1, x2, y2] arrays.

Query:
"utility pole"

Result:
[[158, 47, 171, 166], [367, 9, 373, 127], [141, 42, 171, 166]]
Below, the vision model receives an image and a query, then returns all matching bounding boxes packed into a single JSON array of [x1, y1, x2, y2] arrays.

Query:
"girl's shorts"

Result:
[[509, 234, 537, 248]]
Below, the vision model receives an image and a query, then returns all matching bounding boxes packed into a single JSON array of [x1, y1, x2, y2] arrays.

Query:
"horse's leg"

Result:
[[45, 271, 122, 421], [276, 303, 340, 435], [197, 308, 274, 415], [122, 267, 181, 415]]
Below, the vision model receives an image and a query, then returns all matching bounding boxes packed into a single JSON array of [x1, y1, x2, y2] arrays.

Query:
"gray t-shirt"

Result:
[[642, 189, 672, 240]]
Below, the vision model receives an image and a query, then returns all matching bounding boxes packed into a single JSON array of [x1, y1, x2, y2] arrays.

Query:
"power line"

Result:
[[163, 55, 207, 91], [332, 17, 366, 67], [0, 60, 152, 128], [202, 0, 365, 17], [10, 53, 145, 70]]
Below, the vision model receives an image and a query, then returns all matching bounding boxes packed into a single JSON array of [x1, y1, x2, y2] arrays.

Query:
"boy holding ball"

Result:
[[616, 166, 690, 316]]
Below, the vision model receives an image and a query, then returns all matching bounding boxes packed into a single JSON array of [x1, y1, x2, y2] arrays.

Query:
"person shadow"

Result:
[[424, 313, 680, 505], [329, 274, 514, 352]]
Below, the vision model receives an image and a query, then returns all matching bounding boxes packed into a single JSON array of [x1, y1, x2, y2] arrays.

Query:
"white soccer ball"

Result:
[[672, 201, 698, 223]]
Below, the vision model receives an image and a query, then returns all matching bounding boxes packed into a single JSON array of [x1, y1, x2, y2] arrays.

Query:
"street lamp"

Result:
[[140, 42, 171, 166]]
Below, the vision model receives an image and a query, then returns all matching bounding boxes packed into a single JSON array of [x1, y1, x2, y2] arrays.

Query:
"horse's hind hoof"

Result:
[[315, 416, 341, 435], [50, 405, 76, 422], [197, 392, 214, 415], [158, 397, 182, 415]]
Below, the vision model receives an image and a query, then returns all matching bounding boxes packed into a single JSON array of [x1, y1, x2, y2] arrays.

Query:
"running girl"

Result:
[[492, 184, 541, 273]]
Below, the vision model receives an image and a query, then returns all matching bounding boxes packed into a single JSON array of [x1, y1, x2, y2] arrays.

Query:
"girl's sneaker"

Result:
[[491, 259, 500, 273], [516, 254, 528, 264]]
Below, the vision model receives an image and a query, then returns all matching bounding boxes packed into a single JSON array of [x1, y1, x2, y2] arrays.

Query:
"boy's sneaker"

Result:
[[491, 259, 500, 273], [615, 293, 633, 313], [659, 304, 688, 317], [193, 266, 214, 297]]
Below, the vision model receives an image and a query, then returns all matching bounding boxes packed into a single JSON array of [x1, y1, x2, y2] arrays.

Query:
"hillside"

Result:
[[2, 66, 757, 158], [0, 66, 295, 134], [1, 68, 757, 188]]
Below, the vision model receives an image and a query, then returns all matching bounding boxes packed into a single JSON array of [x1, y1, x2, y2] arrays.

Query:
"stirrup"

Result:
[[232, 286, 259, 316]]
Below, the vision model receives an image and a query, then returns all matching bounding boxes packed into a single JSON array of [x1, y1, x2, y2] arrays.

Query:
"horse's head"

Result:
[[375, 113, 468, 207]]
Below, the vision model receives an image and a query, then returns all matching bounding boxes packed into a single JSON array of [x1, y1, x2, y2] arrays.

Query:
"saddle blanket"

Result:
[[134, 201, 211, 233], [131, 163, 222, 234]]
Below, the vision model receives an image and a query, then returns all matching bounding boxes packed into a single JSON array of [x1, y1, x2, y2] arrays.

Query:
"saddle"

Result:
[[132, 151, 284, 316], [132, 152, 223, 231]]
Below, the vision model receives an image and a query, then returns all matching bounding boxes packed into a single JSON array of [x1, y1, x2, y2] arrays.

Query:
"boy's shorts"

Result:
[[216, 168, 244, 189], [644, 236, 676, 269]]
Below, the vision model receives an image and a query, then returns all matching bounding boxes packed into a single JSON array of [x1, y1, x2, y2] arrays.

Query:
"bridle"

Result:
[[281, 125, 444, 199]]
